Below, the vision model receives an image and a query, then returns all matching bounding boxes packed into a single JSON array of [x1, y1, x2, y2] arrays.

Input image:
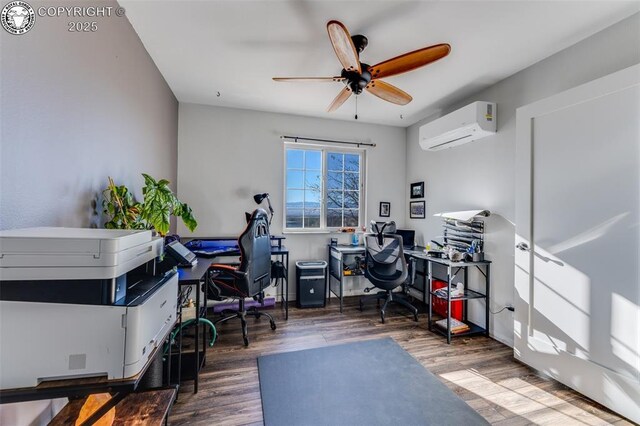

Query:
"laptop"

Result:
[[395, 229, 416, 250]]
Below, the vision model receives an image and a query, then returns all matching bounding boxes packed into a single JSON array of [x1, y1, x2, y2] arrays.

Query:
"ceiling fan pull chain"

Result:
[[355, 96, 358, 120]]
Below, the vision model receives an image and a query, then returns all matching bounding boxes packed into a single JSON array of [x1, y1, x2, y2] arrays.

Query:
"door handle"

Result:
[[516, 242, 530, 252]]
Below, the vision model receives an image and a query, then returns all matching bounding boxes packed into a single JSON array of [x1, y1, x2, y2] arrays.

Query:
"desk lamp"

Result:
[[253, 193, 274, 225]]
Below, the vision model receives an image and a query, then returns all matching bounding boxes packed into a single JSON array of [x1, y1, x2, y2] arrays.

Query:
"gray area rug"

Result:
[[257, 337, 489, 425]]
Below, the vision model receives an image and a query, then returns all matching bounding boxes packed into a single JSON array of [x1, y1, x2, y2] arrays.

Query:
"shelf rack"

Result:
[[426, 257, 491, 344]]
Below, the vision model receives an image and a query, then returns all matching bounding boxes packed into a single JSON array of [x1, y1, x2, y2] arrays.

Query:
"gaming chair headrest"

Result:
[[250, 208, 269, 223], [245, 208, 270, 224]]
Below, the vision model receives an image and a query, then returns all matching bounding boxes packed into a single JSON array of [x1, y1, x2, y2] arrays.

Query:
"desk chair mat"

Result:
[[257, 337, 488, 426]]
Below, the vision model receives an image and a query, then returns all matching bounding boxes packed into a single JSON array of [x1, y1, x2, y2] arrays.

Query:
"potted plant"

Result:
[[102, 174, 197, 236]]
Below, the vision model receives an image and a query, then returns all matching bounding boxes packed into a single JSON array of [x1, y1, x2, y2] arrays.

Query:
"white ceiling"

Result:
[[120, 1, 640, 127]]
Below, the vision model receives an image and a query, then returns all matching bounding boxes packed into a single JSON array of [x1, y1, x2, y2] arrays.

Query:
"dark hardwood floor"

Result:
[[169, 297, 632, 426]]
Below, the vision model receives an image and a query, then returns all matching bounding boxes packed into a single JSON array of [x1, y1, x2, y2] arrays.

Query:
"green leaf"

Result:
[[179, 203, 198, 232]]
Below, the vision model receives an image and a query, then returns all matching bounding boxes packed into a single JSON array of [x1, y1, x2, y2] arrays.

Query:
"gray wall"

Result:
[[0, 0, 178, 230], [177, 103, 406, 299], [405, 12, 640, 346]]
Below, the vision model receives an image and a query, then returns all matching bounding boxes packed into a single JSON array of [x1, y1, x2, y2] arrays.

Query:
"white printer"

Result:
[[0, 227, 178, 390]]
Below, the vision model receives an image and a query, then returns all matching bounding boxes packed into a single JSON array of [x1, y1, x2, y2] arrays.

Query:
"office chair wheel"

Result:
[[243, 336, 249, 346], [270, 320, 277, 330], [380, 311, 386, 324], [413, 312, 419, 322]]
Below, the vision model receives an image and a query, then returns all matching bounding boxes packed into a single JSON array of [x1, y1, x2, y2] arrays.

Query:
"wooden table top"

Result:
[[50, 388, 177, 426]]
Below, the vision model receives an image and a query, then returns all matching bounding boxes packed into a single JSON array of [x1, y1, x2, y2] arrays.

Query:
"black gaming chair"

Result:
[[359, 221, 419, 323], [207, 208, 276, 346]]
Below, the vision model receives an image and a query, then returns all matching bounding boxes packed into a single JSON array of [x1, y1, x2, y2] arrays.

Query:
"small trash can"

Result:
[[296, 261, 327, 308]]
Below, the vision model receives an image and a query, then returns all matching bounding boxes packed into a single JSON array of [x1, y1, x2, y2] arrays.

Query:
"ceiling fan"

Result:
[[273, 20, 451, 113]]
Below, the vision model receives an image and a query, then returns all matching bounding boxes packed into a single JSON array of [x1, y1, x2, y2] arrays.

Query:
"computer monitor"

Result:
[[395, 229, 415, 248]]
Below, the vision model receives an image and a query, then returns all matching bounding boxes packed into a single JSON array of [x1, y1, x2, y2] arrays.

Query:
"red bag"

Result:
[[431, 280, 463, 321]]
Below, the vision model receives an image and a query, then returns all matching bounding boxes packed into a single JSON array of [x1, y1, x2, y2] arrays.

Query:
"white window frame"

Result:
[[283, 142, 366, 233]]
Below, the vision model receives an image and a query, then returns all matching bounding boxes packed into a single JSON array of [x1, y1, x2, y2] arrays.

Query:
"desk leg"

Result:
[[463, 267, 468, 322], [339, 253, 344, 313], [422, 259, 428, 307], [194, 279, 200, 394], [485, 264, 490, 337], [327, 247, 331, 304], [285, 252, 289, 321], [202, 282, 207, 366], [427, 261, 433, 331], [447, 266, 452, 344], [177, 300, 182, 394]]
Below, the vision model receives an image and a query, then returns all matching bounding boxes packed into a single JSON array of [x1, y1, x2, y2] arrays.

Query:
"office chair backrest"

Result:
[[370, 220, 396, 244], [238, 208, 272, 296], [364, 232, 408, 290]]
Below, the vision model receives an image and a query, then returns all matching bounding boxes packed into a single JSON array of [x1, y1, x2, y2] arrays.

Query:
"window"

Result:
[[284, 145, 364, 231]]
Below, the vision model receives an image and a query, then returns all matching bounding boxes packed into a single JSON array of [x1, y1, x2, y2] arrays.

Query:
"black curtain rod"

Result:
[[281, 135, 376, 148]]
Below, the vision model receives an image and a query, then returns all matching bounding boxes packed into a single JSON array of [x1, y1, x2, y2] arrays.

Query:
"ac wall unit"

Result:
[[419, 101, 496, 151]]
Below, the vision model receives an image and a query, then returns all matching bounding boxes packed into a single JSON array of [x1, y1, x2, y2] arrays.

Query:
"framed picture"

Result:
[[410, 182, 424, 199], [379, 202, 390, 217], [410, 201, 425, 219]]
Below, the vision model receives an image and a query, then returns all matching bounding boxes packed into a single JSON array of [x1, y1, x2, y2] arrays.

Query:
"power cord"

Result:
[[490, 305, 515, 314]]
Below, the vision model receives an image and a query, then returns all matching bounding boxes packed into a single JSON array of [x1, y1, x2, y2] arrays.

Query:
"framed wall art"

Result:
[[379, 202, 390, 217], [410, 182, 424, 199], [410, 201, 425, 219]]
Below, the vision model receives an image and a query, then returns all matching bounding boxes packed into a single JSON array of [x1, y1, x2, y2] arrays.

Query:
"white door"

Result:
[[514, 64, 640, 423]]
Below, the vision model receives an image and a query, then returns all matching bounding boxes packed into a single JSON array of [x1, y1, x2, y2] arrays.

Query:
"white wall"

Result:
[[0, 0, 178, 231], [405, 12, 640, 347], [177, 104, 406, 299]]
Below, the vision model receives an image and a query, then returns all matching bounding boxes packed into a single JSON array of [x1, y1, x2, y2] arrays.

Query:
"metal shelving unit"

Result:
[[427, 257, 491, 344], [328, 244, 366, 313]]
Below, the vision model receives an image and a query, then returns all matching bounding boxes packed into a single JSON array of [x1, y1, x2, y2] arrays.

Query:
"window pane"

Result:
[[286, 208, 303, 228], [304, 171, 321, 190], [287, 189, 304, 205], [344, 191, 359, 208], [344, 210, 359, 227], [327, 172, 343, 190], [305, 188, 321, 206], [305, 150, 322, 170], [327, 209, 342, 227], [343, 172, 359, 190], [327, 153, 343, 171], [287, 149, 304, 169], [327, 191, 343, 208], [345, 154, 359, 172], [287, 170, 304, 189], [304, 209, 320, 228]]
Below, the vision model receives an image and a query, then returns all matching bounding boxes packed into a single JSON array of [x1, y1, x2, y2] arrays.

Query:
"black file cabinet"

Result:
[[296, 261, 327, 308]]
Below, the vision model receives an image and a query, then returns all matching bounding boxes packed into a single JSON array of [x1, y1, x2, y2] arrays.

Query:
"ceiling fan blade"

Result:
[[369, 43, 451, 79], [327, 86, 352, 112], [273, 77, 344, 82], [366, 80, 412, 105], [326, 20, 361, 74]]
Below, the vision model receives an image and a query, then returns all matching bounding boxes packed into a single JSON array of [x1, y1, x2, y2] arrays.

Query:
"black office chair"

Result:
[[359, 221, 419, 324], [207, 208, 276, 346]]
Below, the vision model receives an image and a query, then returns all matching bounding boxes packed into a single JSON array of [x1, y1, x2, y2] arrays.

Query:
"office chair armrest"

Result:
[[209, 263, 247, 280]]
